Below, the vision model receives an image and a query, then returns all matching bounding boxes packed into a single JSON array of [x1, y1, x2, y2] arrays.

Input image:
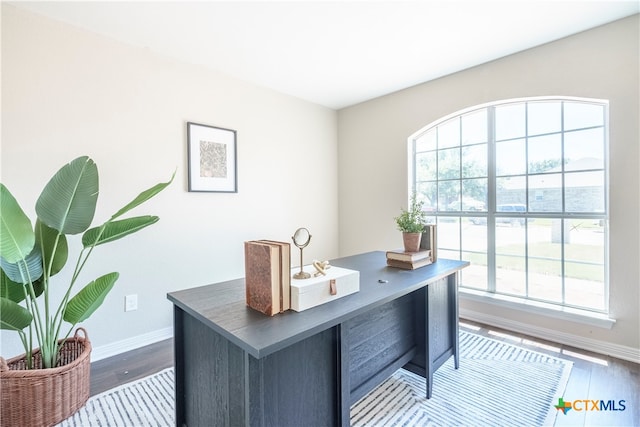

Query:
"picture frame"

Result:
[[187, 122, 237, 193]]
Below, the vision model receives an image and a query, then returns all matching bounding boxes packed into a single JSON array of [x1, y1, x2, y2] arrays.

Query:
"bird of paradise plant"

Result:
[[0, 156, 173, 369]]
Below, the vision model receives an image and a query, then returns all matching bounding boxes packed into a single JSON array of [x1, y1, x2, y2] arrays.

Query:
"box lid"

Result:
[[291, 265, 358, 294]]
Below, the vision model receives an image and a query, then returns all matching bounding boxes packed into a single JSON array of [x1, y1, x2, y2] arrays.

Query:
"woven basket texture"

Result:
[[0, 328, 91, 427]]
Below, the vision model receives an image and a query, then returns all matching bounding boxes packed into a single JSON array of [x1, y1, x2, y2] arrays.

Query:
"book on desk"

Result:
[[244, 240, 291, 316]]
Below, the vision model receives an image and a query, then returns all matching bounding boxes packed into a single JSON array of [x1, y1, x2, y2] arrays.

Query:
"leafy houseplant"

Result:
[[0, 156, 173, 369], [394, 193, 427, 252]]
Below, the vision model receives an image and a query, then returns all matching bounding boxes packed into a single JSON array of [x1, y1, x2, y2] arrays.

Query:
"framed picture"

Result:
[[187, 122, 237, 192]]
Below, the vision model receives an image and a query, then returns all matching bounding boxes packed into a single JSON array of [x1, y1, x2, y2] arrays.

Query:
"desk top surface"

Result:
[[167, 251, 468, 358]]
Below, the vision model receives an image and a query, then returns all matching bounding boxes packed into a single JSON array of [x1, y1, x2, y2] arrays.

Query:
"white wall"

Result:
[[1, 5, 338, 359], [338, 15, 640, 359]]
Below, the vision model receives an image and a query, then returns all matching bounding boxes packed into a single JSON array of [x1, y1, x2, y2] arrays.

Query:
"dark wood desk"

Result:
[[167, 251, 468, 427]]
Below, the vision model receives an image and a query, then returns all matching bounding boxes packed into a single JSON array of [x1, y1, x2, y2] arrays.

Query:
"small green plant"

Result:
[[0, 156, 173, 369], [394, 193, 426, 233]]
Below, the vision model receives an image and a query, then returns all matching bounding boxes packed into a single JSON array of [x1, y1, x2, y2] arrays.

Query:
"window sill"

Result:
[[459, 289, 616, 329]]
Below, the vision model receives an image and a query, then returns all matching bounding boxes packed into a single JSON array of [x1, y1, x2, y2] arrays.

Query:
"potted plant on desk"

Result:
[[0, 156, 173, 426], [394, 193, 427, 252]]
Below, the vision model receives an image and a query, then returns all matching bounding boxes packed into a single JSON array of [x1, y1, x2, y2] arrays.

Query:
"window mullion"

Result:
[[487, 107, 496, 293]]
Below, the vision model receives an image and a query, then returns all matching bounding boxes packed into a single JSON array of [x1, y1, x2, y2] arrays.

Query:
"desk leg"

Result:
[[338, 324, 350, 427], [424, 286, 434, 399], [450, 272, 460, 370], [173, 306, 186, 427]]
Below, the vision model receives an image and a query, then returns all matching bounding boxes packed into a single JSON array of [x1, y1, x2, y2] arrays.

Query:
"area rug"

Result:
[[58, 331, 572, 427]]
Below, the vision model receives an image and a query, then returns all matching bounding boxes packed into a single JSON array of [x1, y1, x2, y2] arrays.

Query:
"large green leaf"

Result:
[[63, 272, 119, 324], [82, 216, 159, 247], [0, 183, 35, 263], [110, 170, 175, 220], [35, 219, 68, 277], [35, 156, 99, 235], [0, 245, 43, 284], [0, 297, 33, 331], [1, 269, 26, 303]]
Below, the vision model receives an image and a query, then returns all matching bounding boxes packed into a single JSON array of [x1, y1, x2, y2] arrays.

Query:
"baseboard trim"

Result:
[[91, 327, 174, 362], [460, 308, 640, 364]]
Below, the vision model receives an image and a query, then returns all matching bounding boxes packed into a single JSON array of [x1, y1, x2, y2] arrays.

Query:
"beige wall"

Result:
[[1, 4, 338, 358], [338, 15, 640, 359]]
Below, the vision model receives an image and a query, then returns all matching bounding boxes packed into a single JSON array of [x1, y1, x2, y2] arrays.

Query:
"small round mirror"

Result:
[[292, 228, 311, 249], [292, 228, 312, 279]]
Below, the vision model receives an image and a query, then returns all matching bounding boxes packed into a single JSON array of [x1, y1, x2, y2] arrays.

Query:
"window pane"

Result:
[[528, 173, 562, 212], [495, 224, 526, 296], [497, 176, 526, 207], [528, 220, 562, 303], [438, 218, 460, 252], [528, 134, 562, 174], [415, 128, 437, 152], [417, 181, 437, 210], [564, 218, 605, 310], [438, 180, 460, 211], [565, 128, 605, 170], [528, 101, 561, 136], [564, 102, 604, 131], [462, 144, 487, 178], [565, 171, 605, 213], [438, 147, 460, 179], [462, 109, 487, 145], [416, 151, 437, 181], [438, 118, 460, 149], [495, 103, 525, 141], [462, 179, 487, 211], [496, 139, 526, 176], [462, 220, 487, 290]]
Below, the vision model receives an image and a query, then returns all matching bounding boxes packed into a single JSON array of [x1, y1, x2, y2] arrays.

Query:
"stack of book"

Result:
[[244, 240, 291, 316], [387, 224, 438, 270], [386, 248, 432, 270]]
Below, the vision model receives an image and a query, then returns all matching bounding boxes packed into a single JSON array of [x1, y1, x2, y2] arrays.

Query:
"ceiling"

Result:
[[9, 1, 639, 109]]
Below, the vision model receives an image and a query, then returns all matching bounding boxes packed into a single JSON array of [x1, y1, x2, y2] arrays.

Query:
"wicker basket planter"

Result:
[[0, 328, 91, 427]]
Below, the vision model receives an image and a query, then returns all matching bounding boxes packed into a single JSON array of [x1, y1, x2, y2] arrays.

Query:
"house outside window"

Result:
[[409, 97, 608, 313]]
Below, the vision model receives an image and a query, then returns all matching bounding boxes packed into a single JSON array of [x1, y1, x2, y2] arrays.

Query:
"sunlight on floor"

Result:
[[462, 322, 609, 366], [523, 339, 561, 353], [487, 330, 562, 354], [459, 321, 481, 331], [488, 330, 523, 343], [562, 348, 609, 366]]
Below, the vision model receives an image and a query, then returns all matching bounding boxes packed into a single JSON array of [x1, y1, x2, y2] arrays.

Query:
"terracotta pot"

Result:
[[402, 232, 422, 252], [0, 328, 91, 427]]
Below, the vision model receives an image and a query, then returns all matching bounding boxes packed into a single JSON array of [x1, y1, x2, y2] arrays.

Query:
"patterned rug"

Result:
[[58, 331, 572, 426]]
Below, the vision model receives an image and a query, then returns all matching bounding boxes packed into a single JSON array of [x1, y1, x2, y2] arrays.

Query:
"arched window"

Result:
[[409, 97, 608, 312]]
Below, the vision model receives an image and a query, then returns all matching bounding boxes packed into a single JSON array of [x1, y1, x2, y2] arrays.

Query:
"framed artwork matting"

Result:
[[187, 122, 237, 193]]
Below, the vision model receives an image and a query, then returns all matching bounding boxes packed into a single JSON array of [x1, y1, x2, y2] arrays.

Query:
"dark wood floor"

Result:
[[90, 320, 639, 426]]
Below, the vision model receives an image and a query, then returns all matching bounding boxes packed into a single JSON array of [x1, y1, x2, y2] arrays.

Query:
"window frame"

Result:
[[408, 96, 609, 314]]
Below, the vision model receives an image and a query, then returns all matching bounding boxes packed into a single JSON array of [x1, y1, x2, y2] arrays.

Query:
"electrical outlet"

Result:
[[124, 294, 138, 312]]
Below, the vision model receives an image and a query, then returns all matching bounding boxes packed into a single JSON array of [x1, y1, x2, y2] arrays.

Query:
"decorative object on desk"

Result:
[[0, 156, 173, 426], [386, 248, 431, 263], [394, 193, 427, 252], [420, 224, 438, 262], [386, 257, 432, 270], [291, 227, 312, 279], [187, 122, 237, 193], [312, 260, 331, 277], [290, 265, 359, 311], [386, 248, 432, 270], [244, 240, 291, 316]]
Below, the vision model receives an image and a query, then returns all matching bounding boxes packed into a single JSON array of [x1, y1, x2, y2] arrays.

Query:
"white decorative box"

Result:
[[290, 265, 360, 312]]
